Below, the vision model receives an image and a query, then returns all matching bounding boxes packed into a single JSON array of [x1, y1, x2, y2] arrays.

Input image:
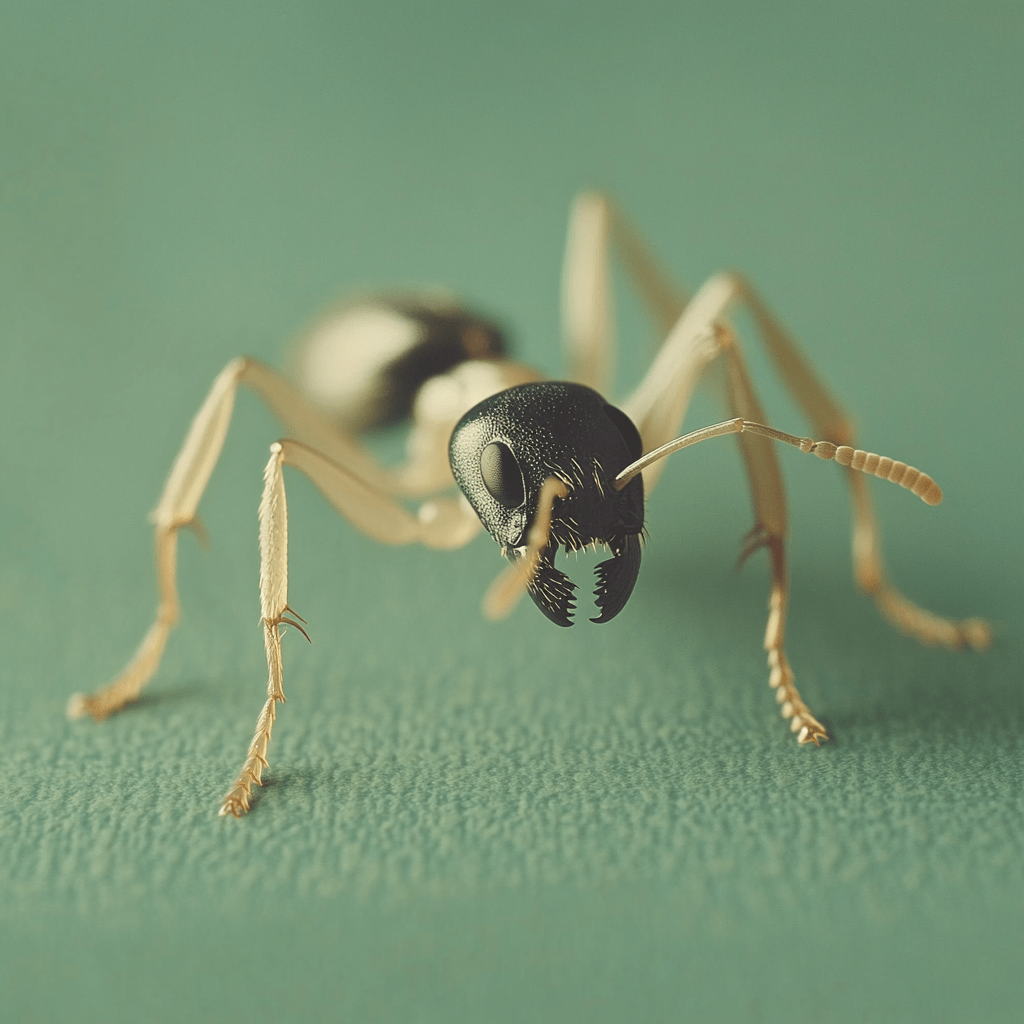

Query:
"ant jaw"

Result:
[[591, 532, 642, 623], [511, 531, 642, 627], [508, 543, 576, 627]]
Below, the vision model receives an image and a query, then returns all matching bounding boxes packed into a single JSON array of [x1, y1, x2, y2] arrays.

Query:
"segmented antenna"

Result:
[[614, 417, 943, 505]]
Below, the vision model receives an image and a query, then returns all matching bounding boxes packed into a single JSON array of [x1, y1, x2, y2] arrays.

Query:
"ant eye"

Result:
[[480, 441, 525, 508]]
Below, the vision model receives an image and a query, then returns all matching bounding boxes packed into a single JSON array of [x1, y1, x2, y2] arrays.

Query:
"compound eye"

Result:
[[479, 441, 525, 508]]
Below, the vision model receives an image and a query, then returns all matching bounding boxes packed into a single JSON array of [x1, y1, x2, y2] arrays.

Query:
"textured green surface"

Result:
[[1, 2, 1022, 1022]]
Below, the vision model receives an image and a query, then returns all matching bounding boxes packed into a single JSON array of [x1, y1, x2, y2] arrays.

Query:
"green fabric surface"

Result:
[[1, 2, 1021, 1022]]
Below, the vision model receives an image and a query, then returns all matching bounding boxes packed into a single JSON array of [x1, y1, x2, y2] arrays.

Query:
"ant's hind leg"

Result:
[[561, 191, 689, 394], [67, 357, 392, 722], [66, 357, 248, 723]]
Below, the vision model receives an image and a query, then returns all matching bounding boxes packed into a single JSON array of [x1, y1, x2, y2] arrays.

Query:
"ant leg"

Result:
[[632, 313, 827, 741], [636, 308, 826, 741], [717, 325, 827, 743], [846, 468, 990, 649], [619, 277, 830, 739], [724, 274, 990, 651], [68, 357, 405, 722], [620, 274, 733, 491], [624, 272, 990, 651], [218, 444, 291, 818], [562, 192, 614, 393], [562, 191, 689, 394], [617, 275, 873, 741], [219, 439, 480, 817]]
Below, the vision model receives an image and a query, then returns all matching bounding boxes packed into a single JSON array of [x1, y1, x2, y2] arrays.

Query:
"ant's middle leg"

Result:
[[718, 324, 828, 743], [618, 276, 833, 742]]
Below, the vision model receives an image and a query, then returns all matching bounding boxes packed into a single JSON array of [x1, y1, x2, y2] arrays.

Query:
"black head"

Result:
[[449, 382, 645, 626]]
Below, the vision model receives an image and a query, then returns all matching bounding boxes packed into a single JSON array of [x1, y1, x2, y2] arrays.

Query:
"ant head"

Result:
[[449, 382, 645, 626]]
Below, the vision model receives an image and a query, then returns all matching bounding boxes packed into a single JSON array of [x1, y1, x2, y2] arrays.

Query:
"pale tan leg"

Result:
[[718, 327, 826, 742], [624, 271, 990, 651], [563, 192, 615, 394], [620, 274, 732, 492], [847, 473, 990, 649], [610, 272, 826, 738], [562, 191, 689, 395], [763, 538, 828, 743], [69, 356, 474, 722], [727, 274, 990, 651], [616, 409, 970, 735], [629, 310, 826, 740], [608, 199, 691, 338], [66, 528, 181, 721], [68, 357, 258, 721], [218, 446, 291, 817], [219, 438, 481, 816], [616, 264, 989, 739]]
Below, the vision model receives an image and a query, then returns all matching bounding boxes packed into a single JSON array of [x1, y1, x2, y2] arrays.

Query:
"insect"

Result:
[[68, 192, 991, 817]]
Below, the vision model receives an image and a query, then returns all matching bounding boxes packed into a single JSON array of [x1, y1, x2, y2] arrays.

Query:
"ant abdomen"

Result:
[[292, 296, 508, 432]]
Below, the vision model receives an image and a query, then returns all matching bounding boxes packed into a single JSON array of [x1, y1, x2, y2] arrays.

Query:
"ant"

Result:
[[68, 192, 991, 817]]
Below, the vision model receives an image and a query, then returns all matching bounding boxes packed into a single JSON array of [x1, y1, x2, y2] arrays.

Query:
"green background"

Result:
[[1, 2, 1021, 1021]]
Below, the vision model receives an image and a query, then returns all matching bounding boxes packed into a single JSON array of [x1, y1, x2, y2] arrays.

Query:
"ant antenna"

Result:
[[614, 417, 943, 506]]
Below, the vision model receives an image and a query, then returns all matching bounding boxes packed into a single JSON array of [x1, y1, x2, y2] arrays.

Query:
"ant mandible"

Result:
[[68, 192, 991, 817]]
